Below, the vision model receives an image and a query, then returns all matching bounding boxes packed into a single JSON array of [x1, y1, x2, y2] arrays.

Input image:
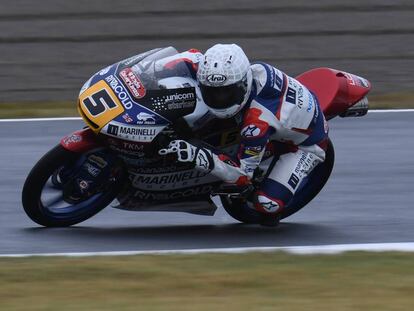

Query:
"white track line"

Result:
[[368, 109, 414, 113], [0, 109, 413, 123], [2, 242, 414, 258], [0, 117, 82, 122]]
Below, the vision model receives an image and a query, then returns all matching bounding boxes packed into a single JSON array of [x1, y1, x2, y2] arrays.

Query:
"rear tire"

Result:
[[221, 139, 335, 224], [22, 145, 125, 227]]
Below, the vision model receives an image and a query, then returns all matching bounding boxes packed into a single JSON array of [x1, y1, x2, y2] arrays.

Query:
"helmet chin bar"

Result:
[[209, 69, 253, 119], [210, 104, 241, 119]]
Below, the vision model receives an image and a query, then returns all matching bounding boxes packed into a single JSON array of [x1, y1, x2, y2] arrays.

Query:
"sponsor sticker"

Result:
[[286, 87, 297, 105], [108, 144, 145, 157], [291, 152, 319, 185], [288, 173, 300, 189], [88, 155, 108, 169], [306, 93, 314, 112], [244, 146, 262, 156], [274, 69, 283, 90], [356, 77, 370, 88], [121, 49, 159, 66], [99, 65, 112, 76], [122, 113, 134, 123], [103, 121, 165, 142], [343, 72, 369, 88], [77, 179, 92, 193], [344, 73, 355, 85], [269, 68, 284, 92], [196, 152, 210, 170], [119, 68, 146, 99], [136, 112, 156, 125], [167, 101, 194, 110], [297, 86, 305, 109], [122, 141, 144, 151], [206, 74, 227, 85], [130, 185, 214, 201], [62, 133, 82, 146], [259, 198, 280, 213], [150, 91, 196, 112], [84, 162, 101, 177], [123, 55, 142, 66], [107, 124, 119, 136], [105, 75, 135, 110], [241, 125, 261, 138], [130, 169, 216, 191], [132, 165, 183, 175]]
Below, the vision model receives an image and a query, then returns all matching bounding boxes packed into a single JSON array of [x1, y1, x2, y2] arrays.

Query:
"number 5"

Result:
[[82, 89, 118, 117]]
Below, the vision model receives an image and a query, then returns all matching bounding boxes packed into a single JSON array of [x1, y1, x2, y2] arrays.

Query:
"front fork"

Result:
[[58, 128, 119, 203]]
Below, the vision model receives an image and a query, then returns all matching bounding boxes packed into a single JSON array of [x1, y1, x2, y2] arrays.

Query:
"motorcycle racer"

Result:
[[160, 44, 329, 225]]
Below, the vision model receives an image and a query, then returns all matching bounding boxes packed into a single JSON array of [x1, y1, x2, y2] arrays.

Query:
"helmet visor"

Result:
[[199, 78, 247, 110]]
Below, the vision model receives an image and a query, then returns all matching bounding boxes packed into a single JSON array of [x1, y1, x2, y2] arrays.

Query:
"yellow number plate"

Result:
[[78, 80, 125, 132]]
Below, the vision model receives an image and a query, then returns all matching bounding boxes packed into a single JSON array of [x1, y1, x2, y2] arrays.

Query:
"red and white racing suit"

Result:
[[206, 62, 329, 215]]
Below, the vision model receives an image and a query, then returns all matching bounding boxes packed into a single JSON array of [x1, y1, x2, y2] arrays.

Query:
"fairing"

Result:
[[60, 128, 102, 153], [296, 68, 371, 119], [77, 47, 198, 142]]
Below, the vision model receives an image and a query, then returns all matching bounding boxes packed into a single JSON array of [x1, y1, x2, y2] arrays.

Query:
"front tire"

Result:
[[22, 145, 125, 227]]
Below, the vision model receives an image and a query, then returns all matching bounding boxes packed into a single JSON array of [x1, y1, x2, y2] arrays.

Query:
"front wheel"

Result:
[[22, 145, 125, 227], [221, 139, 335, 224]]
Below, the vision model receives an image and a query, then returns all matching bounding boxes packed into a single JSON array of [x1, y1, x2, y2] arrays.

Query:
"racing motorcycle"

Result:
[[22, 47, 371, 227]]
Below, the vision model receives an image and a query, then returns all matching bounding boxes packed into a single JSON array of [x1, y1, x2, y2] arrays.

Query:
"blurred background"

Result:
[[0, 0, 413, 103]]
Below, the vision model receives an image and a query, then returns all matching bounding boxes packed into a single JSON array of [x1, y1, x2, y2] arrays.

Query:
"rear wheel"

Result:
[[22, 145, 125, 227], [221, 139, 335, 224]]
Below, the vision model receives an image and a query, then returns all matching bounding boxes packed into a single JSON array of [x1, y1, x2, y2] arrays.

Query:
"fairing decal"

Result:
[[60, 128, 102, 153]]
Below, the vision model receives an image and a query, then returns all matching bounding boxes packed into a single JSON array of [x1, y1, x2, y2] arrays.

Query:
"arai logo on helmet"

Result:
[[206, 74, 227, 85]]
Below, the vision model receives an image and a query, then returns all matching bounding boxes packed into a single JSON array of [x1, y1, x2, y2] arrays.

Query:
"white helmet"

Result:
[[197, 44, 253, 119]]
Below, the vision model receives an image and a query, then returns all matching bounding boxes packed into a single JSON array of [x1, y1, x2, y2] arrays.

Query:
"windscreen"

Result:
[[126, 47, 195, 91]]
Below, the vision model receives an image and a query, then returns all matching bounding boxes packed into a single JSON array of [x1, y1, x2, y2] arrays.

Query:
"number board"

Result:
[[78, 80, 125, 132]]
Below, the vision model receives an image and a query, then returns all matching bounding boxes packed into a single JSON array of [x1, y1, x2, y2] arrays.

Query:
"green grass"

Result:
[[368, 91, 414, 109], [1, 252, 414, 311], [0, 101, 77, 118], [0, 92, 413, 118]]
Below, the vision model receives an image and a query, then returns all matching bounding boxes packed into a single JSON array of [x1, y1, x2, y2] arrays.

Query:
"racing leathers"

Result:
[[161, 61, 329, 216]]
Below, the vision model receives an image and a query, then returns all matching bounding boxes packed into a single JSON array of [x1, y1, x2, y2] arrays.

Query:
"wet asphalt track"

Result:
[[0, 111, 413, 255]]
